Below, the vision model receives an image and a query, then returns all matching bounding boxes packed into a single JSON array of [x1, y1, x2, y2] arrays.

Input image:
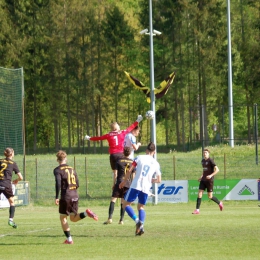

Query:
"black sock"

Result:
[[108, 201, 115, 219], [80, 212, 86, 219], [120, 204, 125, 221], [196, 198, 201, 209], [64, 230, 71, 238], [211, 196, 220, 204], [9, 206, 15, 219]]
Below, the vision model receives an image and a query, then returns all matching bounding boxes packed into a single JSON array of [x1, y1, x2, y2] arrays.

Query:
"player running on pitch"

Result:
[[0, 148, 23, 228], [192, 148, 223, 214], [54, 150, 98, 244]]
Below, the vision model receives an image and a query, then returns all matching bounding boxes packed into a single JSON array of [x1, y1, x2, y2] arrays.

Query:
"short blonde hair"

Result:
[[110, 122, 120, 131]]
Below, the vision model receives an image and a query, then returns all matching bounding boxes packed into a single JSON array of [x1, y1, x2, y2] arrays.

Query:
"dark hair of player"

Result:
[[146, 142, 155, 152], [123, 146, 131, 157]]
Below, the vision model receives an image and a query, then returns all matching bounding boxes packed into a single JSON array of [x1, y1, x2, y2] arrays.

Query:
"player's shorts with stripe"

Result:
[[110, 153, 123, 170], [112, 183, 129, 198], [0, 184, 14, 199], [124, 188, 148, 205], [199, 180, 214, 192]]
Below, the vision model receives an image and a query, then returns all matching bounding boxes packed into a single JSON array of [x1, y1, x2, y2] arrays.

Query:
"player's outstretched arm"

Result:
[[125, 115, 143, 133]]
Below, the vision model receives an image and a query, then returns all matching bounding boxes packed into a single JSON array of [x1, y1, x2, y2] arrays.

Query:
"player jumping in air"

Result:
[[84, 115, 143, 180], [124, 125, 141, 160], [103, 146, 135, 225]]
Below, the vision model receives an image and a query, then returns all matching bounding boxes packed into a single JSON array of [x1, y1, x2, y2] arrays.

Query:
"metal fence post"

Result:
[[224, 153, 226, 179], [173, 156, 176, 180], [85, 157, 88, 197], [254, 104, 258, 165], [35, 158, 38, 199]]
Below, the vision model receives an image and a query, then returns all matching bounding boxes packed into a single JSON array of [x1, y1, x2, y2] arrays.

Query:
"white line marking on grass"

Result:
[[27, 228, 52, 233], [0, 232, 16, 238], [0, 220, 96, 239], [0, 227, 52, 238]]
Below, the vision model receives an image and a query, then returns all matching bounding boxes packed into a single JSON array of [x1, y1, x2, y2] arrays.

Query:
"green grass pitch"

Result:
[[0, 201, 259, 260]]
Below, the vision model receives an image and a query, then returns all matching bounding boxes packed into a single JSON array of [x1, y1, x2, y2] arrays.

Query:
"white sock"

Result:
[[135, 218, 139, 224], [67, 236, 73, 242]]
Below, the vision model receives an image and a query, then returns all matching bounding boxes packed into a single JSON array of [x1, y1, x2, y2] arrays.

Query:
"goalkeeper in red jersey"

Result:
[[84, 115, 143, 178]]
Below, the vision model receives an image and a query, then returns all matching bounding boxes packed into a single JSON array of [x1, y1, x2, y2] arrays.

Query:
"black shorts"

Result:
[[199, 180, 214, 192], [110, 153, 123, 170], [59, 194, 79, 215], [112, 183, 129, 198], [0, 184, 14, 199]]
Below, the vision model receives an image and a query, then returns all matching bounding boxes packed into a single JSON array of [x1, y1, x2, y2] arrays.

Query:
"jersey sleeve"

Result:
[[125, 121, 138, 133], [54, 168, 61, 199], [13, 162, 20, 174], [75, 170, 79, 188], [129, 134, 136, 144], [210, 158, 217, 172], [210, 158, 216, 167], [155, 162, 162, 176], [90, 134, 108, 141]]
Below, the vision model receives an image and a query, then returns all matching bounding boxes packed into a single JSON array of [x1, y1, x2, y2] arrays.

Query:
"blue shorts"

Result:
[[124, 188, 148, 205]]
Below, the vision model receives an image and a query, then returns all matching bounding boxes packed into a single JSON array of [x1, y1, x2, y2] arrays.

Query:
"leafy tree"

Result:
[[101, 4, 136, 121]]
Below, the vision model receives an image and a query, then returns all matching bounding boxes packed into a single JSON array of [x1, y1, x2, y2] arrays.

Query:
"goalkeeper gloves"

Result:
[[136, 115, 143, 123], [84, 135, 91, 141]]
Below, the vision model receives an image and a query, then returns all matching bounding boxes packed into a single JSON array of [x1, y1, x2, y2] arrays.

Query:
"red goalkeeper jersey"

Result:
[[90, 121, 138, 154]]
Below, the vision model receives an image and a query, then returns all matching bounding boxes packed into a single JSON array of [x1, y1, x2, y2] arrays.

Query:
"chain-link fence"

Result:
[[13, 152, 259, 203], [0, 67, 24, 155]]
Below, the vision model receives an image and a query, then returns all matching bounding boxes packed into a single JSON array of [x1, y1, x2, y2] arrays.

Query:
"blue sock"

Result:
[[125, 206, 137, 221], [139, 209, 146, 223]]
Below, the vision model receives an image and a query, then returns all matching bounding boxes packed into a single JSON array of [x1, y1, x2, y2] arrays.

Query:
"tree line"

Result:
[[0, 0, 259, 154]]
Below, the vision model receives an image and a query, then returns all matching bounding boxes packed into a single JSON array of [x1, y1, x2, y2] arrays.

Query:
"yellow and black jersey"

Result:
[[0, 158, 20, 186], [115, 157, 133, 187], [54, 164, 79, 199]]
